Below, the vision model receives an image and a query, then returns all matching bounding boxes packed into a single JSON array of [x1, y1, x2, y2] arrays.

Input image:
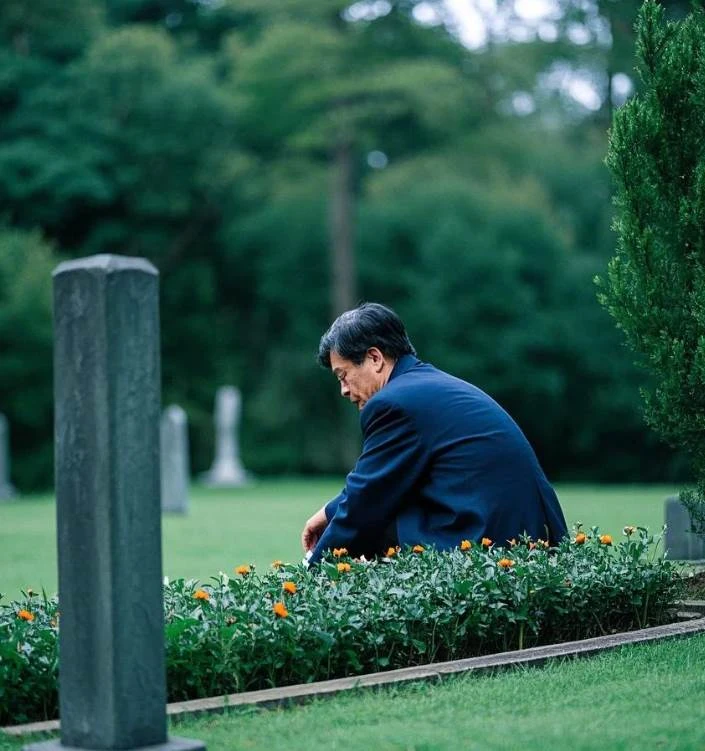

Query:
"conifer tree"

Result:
[[599, 0, 705, 528]]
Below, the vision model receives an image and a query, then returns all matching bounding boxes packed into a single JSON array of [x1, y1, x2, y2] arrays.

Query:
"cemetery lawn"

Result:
[[0, 480, 679, 601], [3, 633, 704, 750]]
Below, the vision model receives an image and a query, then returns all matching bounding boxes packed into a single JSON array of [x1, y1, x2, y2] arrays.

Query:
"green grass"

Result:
[[0, 479, 678, 602], [3, 633, 705, 750]]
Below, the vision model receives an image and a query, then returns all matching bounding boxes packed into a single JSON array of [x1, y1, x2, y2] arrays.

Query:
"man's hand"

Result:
[[301, 506, 328, 552]]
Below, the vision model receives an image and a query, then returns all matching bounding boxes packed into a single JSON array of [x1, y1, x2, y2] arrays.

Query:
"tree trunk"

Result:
[[329, 137, 356, 317]]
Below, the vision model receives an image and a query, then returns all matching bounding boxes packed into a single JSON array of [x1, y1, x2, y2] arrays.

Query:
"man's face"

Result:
[[330, 350, 384, 411]]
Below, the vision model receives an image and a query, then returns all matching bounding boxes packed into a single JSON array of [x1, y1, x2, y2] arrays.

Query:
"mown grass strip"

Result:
[[4, 632, 704, 751]]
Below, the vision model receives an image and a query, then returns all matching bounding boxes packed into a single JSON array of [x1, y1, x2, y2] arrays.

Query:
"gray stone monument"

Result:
[[161, 405, 190, 514], [0, 412, 16, 501], [25, 255, 204, 751], [202, 385, 249, 487], [664, 495, 705, 560]]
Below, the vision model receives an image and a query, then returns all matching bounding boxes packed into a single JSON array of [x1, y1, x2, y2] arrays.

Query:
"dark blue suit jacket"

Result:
[[310, 355, 567, 563]]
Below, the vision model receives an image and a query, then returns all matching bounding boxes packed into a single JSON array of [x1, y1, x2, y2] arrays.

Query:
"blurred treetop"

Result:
[[0, 0, 691, 490]]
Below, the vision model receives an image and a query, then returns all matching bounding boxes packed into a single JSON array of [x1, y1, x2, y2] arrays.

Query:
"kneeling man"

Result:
[[302, 303, 567, 563]]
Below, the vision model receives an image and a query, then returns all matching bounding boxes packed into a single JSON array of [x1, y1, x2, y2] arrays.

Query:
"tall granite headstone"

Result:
[[664, 495, 705, 560], [202, 385, 249, 487], [161, 405, 190, 514], [25, 255, 204, 751], [0, 413, 16, 501]]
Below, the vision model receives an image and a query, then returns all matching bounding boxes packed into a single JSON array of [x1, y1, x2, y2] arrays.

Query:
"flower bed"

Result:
[[0, 527, 684, 726]]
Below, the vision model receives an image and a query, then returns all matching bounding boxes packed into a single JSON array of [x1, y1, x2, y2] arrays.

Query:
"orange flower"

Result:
[[333, 547, 348, 558], [575, 532, 586, 545], [193, 589, 209, 601], [337, 562, 351, 573], [600, 534, 613, 545], [235, 565, 251, 576], [412, 544, 425, 553], [508, 538, 517, 548], [386, 547, 397, 557], [623, 526, 637, 536], [460, 540, 472, 551], [537, 539, 549, 549], [273, 602, 288, 618], [528, 542, 537, 551], [498, 558, 515, 569], [481, 537, 492, 548], [271, 560, 283, 569], [282, 581, 297, 594], [17, 609, 34, 622]]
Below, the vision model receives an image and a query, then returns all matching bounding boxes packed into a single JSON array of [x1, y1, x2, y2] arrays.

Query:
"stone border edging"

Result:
[[5, 612, 705, 738]]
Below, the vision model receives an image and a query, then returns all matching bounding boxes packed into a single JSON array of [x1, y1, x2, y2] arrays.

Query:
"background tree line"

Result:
[[0, 0, 691, 491]]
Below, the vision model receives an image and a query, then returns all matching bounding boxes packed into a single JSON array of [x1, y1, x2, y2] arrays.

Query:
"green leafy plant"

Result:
[[0, 528, 684, 726], [598, 0, 705, 529]]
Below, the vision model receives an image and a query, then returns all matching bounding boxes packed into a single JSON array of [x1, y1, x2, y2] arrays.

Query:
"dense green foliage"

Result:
[[600, 1, 705, 528], [0, 0, 691, 489], [0, 527, 684, 725]]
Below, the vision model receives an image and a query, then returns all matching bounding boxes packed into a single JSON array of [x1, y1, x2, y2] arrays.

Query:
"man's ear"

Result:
[[367, 347, 385, 371]]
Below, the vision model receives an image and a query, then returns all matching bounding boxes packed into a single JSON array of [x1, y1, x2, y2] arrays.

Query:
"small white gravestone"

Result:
[[202, 386, 249, 487], [0, 413, 16, 501], [161, 405, 190, 513]]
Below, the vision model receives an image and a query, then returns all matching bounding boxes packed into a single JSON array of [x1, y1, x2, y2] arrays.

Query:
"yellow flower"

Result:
[[282, 581, 297, 594], [235, 564, 251, 576], [271, 560, 283, 569], [508, 538, 517, 548], [600, 534, 613, 545], [273, 602, 288, 618], [528, 542, 536, 551], [412, 544, 425, 553], [623, 526, 637, 536], [17, 609, 34, 622], [337, 562, 351, 573], [498, 558, 515, 569], [193, 589, 209, 601], [386, 546, 397, 557], [333, 547, 348, 558], [460, 540, 472, 551], [575, 532, 587, 545], [481, 537, 492, 548]]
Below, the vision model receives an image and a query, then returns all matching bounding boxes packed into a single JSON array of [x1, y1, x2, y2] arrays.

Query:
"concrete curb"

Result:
[[4, 611, 705, 738]]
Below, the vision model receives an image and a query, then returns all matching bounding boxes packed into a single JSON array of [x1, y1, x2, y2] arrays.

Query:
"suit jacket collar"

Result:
[[388, 354, 421, 383]]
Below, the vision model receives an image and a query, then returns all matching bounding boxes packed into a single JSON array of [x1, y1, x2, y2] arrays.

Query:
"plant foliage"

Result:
[[0, 528, 683, 725], [599, 0, 705, 529]]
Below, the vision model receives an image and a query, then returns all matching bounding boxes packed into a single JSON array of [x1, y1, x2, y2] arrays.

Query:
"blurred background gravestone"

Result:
[[0, 413, 16, 501], [202, 386, 249, 487], [161, 405, 190, 514], [664, 496, 705, 560], [25, 254, 204, 751]]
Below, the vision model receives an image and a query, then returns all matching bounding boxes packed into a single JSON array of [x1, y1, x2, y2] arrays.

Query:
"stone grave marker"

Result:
[[25, 254, 204, 751], [161, 405, 190, 514], [664, 495, 705, 560], [0, 412, 16, 501], [202, 385, 249, 487]]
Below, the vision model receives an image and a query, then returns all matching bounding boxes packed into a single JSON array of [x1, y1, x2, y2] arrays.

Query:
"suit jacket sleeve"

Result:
[[324, 490, 345, 521], [310, 397, 426, 563]]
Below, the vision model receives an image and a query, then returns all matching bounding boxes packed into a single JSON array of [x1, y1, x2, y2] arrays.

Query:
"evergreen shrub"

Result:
[[599, 0, 705, 528]]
